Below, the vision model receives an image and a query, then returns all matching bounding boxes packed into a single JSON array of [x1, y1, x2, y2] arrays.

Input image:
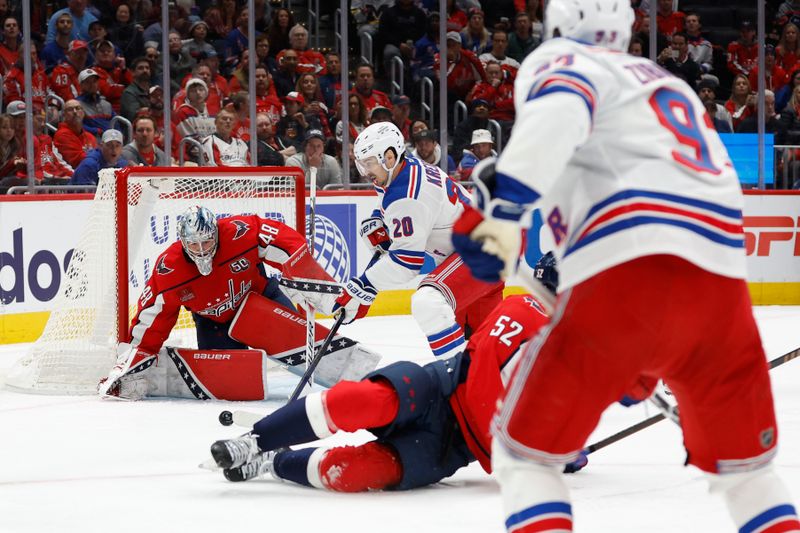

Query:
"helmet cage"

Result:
[[179, 206, 219, 276]]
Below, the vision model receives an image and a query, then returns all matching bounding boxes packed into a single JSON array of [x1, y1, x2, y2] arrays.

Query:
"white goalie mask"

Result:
[[178, 206, 218, 276], [544, 0, 634, 52], [353, 121, 406, 183]]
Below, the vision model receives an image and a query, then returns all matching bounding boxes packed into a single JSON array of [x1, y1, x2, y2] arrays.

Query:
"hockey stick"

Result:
[[584, 345, 800, 455], [306, 166, 318, 386], [289, 310, 347, 402]]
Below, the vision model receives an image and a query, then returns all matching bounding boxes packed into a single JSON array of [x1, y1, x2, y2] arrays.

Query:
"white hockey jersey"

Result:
[[495, 38, 745, 291], [201, 134, 250, 167], [364, 155, 471, 291]]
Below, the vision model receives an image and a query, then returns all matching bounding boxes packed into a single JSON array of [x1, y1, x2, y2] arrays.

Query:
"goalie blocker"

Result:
[[100, 293, 381, 400]]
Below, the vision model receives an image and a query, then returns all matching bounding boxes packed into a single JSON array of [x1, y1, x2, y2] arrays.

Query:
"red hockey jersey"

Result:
[[449, 294, 549, 472], [128, 215, 307, 357]]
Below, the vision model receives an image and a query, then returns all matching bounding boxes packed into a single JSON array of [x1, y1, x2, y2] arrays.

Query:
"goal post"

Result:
[[6, 166, 306, 395]]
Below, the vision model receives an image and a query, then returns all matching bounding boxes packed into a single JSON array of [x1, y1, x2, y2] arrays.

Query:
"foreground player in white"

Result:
[[332, 122, 504, 359], [450, 0, 800, 531]]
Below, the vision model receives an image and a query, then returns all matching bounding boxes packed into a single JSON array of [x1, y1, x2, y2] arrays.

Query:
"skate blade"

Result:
[[198, 457, 222, 471]]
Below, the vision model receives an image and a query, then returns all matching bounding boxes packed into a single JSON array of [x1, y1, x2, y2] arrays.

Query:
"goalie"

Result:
[[98, 205, 379, 401]]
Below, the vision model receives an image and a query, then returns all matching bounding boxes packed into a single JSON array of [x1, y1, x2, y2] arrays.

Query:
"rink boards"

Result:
[[1, 190, 799, 344]]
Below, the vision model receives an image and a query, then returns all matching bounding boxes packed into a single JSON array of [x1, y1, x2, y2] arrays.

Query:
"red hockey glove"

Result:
[[359, 216, 391, 255]]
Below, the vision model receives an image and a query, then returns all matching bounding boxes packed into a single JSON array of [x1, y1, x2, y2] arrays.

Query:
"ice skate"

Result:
[[210, 434, 261, 469], [223, 451, 278, 482]]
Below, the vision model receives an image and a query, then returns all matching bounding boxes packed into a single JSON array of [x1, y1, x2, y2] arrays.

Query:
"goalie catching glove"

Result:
[[452, 158, 528, 283], [332, 274, 377, 324], [359, 216, 391, 255]]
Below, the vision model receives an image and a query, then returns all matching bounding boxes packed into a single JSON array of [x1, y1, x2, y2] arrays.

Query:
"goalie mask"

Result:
[[179, 206, 218, 276], [353, 122, 406, 185]]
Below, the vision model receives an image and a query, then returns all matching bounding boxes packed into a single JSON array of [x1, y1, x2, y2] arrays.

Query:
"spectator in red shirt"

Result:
[[93, 39, 132, 113], [255, 66, 283, 121], [4, 44, 48, 108], [728, 21, 759, 77], [437, 31, 487, 102], [350, 63, 392, 115], [175, 64, 224, 116], [0, 15, 20, 75], [30, 108, 74, 182], [50, 40, 89, 102], [53, 98, 97, 168], [281, 24, 326, 75], [656, 0, 685, 40], [777, 23, 800, 74], [467, 60, 514, 121], [725, 74, 755, 130], [749, 45, 788, 92]]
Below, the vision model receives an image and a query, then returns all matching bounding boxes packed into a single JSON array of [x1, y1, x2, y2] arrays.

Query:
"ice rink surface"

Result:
[[2, 307, 800, 533]]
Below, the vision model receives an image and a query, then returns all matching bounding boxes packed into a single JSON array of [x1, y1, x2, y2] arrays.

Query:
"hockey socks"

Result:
[[493, 441, 574, 532], [273, 444, 403, 492], [252, 393, 334, 451], [709, 466, 800, 532]]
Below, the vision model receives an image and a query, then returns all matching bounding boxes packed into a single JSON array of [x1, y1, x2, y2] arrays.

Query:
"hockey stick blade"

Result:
[[288, 310, 347, 402], [584, 345, 800, 455]]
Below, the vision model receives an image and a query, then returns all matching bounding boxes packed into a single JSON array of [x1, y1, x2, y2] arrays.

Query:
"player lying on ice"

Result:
[[206, 254, 589, 491], [331, 121, 505, 360], [448, 0, 800, 529], [98, 205, 379, 401]]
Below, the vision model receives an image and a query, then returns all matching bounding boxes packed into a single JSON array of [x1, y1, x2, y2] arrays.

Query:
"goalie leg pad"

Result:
[[319, 443, 403, 492], [229, 293, 381, 387], [150, 347, 268, 400]]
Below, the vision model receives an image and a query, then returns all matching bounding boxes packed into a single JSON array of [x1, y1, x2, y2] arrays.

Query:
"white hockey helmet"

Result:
[[544, 0, 634, 52], [178, 206, 218, 276], [353, 121, 406, 181]]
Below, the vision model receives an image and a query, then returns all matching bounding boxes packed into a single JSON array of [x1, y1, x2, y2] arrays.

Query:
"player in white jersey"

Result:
[[450, 0, 800, 531], [201, 110, 250, 166], [332, 122, 504, 359]]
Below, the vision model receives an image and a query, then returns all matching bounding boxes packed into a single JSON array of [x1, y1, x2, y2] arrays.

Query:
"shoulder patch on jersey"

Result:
[[156, 255, 174, 275], [231, 219, 250, 240]]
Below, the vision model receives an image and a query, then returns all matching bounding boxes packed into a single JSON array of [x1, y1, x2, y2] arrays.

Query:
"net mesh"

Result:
[[6, 168, 301, 394]]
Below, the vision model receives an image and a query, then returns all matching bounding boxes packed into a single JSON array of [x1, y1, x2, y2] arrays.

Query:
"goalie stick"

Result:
[[584, 345, 800, 456]]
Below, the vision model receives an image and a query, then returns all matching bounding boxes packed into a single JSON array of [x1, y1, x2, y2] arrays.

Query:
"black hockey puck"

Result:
[[219, 410, 234, 426]]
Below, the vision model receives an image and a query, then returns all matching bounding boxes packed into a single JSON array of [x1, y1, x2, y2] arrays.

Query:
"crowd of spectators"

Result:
[[0, 0, 797, 193]]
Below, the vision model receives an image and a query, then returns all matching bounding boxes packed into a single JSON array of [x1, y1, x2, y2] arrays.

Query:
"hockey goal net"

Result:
[[6, 167, 305, 394]]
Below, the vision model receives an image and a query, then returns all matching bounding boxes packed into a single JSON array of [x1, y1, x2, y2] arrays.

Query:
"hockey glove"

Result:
[[618, 375, 659, 407], [470, 157, 529, 222], [452, 206, 506, 283], [97, 343, 155, 400], [332, 274, 377, 325], [563, 450, 589, 474], [359, 216, 391, 255]]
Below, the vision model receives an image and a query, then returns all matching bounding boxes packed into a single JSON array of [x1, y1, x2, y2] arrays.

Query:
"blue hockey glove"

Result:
[[332, 274, 376, 325], [452, 205, 506, 283], [470, 157, 535, 222], [563, 450, 589, 474]]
